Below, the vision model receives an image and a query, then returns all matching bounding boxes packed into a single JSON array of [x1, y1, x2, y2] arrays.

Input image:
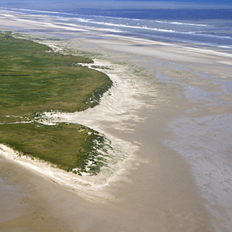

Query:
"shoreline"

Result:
[[0, 9, 232, 232], [0, 55, 156, 201]]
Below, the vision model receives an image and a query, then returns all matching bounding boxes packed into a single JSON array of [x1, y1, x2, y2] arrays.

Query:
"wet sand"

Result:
[[0, 10, 232, 232]]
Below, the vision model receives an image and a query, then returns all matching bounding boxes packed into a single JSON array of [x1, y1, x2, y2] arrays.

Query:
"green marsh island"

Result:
[[0, 32, 113, 175]]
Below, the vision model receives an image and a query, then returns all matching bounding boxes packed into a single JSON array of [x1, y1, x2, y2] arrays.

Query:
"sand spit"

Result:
[[0, 9, 232, 232], [0, 141, 133, 201], [0, 37, 157, 201], [41, 59, 157, 131]]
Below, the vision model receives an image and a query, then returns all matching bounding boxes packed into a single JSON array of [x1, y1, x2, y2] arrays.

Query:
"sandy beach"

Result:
[[0, 10, 232, 232]]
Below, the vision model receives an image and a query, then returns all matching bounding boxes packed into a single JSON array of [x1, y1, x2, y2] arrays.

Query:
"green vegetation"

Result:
[[0, 32, 113, 174], [0, 123, 112, 175], [91, 65, 112, 70], [0, 33, 112, 123]]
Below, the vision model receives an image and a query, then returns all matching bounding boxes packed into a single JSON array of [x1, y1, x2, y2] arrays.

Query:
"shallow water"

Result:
[[167, 114, 232, 232], [1, 5, 232, 52]]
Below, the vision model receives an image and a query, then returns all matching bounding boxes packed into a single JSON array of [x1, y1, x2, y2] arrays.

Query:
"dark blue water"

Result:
[[1, 4, 232, 53]]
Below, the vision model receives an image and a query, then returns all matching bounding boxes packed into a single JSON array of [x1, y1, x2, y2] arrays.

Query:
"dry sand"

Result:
[[0, 10, 232, 232]]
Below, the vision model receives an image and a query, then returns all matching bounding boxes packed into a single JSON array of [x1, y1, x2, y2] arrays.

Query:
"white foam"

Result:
[[14, 18, 87, 32], [155, 20, 207, 27]]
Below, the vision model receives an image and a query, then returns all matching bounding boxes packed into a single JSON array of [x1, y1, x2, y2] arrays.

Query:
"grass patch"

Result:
[[0, 122, 111, 174], [0, 33, 112, 122], [91, 65, 112, 70]]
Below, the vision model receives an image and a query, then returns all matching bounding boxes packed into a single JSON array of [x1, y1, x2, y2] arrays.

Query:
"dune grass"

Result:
[[0, 33, 112, 123], [0, 32, 113, 174], [0, 123, 111, 175]]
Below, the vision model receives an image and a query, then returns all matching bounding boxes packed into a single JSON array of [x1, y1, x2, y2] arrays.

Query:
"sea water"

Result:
[[0, 1, 232, 53]]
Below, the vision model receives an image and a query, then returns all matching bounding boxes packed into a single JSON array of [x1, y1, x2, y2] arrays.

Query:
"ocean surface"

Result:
[[0, 5, 232, 54]]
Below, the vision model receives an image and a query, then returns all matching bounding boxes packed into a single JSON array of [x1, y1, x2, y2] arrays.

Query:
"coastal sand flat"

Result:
[[0, 10, 232, 232]]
